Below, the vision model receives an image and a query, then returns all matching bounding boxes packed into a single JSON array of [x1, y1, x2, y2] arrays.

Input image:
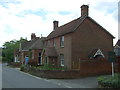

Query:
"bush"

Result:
[[20, 64, 30, 72], [97, 73, 120, 88], [20, 64, 26, 71]]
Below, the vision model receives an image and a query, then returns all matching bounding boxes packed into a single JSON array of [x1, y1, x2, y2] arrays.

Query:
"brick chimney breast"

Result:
[[81, 5, 89, 17], [53, 21, 59, 30]]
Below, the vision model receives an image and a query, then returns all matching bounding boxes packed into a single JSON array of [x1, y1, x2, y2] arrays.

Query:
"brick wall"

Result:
[[115, 56, 120, 73], [79, 59, 111, 76], [23, 59, 112, 79], [28, 68, 80, 79], [72, 18, 113, 70]]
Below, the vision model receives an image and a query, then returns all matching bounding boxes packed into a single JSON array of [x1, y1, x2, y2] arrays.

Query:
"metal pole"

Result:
[[112, 62, 114, 77]]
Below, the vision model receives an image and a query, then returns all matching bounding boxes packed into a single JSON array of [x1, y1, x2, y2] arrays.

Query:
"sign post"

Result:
[[111, 62, 114, 77], [108, 51, 116, 77]]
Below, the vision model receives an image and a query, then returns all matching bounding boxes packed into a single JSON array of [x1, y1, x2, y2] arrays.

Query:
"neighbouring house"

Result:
[[19, 33, 46, 65], [114, 39, 120, 56], [41, 5, 115, 70], [14, 49, 20, 62], [114, 39, 120, 73]]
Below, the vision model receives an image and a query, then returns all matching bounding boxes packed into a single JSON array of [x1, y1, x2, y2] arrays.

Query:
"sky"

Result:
[[0, 0, 119, 47]]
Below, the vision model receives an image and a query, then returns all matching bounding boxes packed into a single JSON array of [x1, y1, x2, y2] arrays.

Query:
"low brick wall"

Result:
[[79, 59, 111, 76], [22, 59, 113, 79], [9, 62, 22, 68], [28, 67, 80, 79]]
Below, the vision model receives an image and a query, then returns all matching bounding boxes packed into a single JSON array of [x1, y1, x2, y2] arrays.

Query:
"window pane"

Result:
[[60, 54, 64, 66], [60, 36, 64, 47]]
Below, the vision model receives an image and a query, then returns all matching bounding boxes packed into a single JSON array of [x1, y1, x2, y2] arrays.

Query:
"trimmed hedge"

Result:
[[97, 73, 120, 88]]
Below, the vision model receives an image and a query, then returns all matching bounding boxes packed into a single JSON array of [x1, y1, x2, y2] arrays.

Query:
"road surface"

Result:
[[2, 64, 99, 88], [2, 65, 67, 88]]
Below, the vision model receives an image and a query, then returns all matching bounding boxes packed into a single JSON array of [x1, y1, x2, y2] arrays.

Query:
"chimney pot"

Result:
[[81, 5, 89, 16]]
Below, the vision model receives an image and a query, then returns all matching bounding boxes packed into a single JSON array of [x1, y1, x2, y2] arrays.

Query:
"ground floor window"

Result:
[[60, 54, 64, 66], [38, 53, 42, 65]]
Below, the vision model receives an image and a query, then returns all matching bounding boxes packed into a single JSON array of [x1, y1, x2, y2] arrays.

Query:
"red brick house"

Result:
[[19, 33, 46, 65], [41, 5, 114, 70], [114, 39, 120, 56]]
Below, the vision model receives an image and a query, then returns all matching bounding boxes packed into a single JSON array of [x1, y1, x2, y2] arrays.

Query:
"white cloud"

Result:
[[0, 0, 119, 47]]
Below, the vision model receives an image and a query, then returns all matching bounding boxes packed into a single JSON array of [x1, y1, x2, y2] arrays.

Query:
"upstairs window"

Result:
[[47, 40, 50, 47], [60, 36, 64, 47]]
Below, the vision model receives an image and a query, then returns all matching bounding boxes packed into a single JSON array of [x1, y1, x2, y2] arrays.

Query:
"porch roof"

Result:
[[44, 47, 57, 57]]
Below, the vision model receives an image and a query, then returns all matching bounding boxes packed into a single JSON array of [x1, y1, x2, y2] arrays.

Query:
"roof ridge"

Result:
[[73, 15, 88, 32], [47, 16, 83, 40], [56, 17, 81, 30]]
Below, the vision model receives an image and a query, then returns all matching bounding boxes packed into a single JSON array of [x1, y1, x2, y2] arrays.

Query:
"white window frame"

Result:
[[60, 36, 64, 47], [60, 54, 64, 66]]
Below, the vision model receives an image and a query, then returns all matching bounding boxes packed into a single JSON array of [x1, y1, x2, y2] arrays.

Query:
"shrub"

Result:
[[28, 61, 37, 66], [20, 64, 26, 71], [97, 73, 120, 88]]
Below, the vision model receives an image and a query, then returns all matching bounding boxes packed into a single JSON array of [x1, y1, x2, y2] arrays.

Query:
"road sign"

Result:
[[108, 51, 116, 62]]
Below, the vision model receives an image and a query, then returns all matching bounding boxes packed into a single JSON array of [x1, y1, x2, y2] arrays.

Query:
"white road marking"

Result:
[[65, 85, 72, 88]]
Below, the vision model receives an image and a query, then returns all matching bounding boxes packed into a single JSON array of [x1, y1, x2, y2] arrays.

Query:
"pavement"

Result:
[[2, 64, 101, 88]]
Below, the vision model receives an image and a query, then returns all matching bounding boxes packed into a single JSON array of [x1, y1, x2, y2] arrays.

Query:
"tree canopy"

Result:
[[2, 38, 27, 62]]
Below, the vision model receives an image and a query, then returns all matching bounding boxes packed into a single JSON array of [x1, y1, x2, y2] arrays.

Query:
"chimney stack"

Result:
[[81, 5, 89, 17], [31, 33, 36, 40], [53, 21, 59, 30]]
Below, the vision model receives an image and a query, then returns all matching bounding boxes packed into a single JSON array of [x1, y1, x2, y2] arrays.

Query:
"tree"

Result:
[[2, 38, 27, 63]]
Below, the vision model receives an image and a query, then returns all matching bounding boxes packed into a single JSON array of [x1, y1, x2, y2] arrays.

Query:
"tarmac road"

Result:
[[2, 64, 99, 88], [2, 65, 66, 88]]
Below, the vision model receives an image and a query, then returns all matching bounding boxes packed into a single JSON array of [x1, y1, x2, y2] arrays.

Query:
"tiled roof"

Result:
[[47, 15, 114, 40], [22, 38, 39, 51], [44, 47, 57, 57], [20, 41, 30, 50], [20, 37, 45, 51], [29, 37, 46, 49]]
